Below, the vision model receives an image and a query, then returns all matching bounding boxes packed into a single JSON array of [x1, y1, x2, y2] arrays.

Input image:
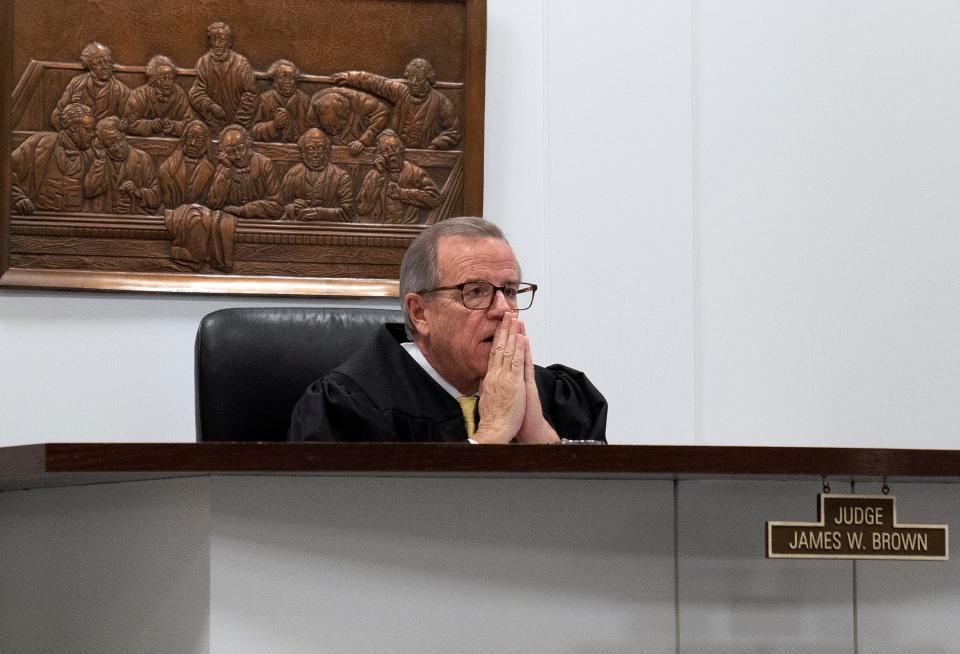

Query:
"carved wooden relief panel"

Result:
[[0, 0, 486, 296]]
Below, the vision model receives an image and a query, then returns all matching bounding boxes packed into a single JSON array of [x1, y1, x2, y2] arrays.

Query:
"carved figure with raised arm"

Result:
[[207, 124, 281, 219], [85, 116, 161, 215], [358, 129, 440, 224], [333, 57, 460, 150]]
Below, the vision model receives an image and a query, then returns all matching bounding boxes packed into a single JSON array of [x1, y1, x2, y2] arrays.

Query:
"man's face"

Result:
[[274, 65, 297, 96], [300, 132, 329, 170], [151, 65, 176, 96], [416, 236, 520, 394], [209, 29, 230, 57], [220, 130, 250, 168], [378, 136, 404, 173], [68, 115, 95, 149], [406, 68, 431, 100], [99, 127, 128, 160], [86, 48, 113, 81], [183, 125, 208, 159]]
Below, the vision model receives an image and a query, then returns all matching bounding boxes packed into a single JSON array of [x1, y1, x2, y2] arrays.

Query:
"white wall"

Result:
[[2, 0, 959, 447]]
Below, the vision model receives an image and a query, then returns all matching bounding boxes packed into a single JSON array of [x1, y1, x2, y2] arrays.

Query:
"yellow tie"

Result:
[[457, 395, 478, 438]]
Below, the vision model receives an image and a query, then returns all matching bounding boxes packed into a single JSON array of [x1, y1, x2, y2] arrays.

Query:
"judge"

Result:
[[288, 216, 607, 443]]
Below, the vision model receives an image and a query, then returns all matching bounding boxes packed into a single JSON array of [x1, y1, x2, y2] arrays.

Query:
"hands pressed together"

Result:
[[472, 312, 560, 444]]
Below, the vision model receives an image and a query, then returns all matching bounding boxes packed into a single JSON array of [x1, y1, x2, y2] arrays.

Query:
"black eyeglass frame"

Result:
[[415, 281, 539, 310]]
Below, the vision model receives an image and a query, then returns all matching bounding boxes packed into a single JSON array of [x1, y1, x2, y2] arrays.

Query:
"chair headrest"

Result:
[[195, 306, 403, 442]]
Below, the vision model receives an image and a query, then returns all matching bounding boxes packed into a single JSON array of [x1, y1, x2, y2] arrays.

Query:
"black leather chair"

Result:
[[195, 306, 402, 441]]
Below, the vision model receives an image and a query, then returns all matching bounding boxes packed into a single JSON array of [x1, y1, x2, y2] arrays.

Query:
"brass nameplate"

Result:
[[767, 494, 948, 560]]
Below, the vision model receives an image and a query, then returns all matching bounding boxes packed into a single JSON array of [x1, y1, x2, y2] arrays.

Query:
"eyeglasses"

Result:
[[416, 281, 538, 310]]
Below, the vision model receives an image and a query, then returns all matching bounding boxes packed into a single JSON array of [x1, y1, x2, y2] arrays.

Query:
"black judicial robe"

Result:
[[287, 324, 608, 443]]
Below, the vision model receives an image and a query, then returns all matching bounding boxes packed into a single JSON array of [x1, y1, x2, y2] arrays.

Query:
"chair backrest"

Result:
[[195, 306, 403, 442]]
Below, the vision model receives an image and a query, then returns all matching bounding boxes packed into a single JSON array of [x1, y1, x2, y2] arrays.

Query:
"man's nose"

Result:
[[486, 289, 512, 316]]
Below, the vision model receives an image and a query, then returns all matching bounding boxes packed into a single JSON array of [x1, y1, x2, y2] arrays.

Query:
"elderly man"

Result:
[[251, 59, 311, 143], [333, 57, 461, 150], [278, 129, 354, 221], [123, 55, 195, 137], [288, 217, 607, 443], [12, 103, 95, 214], [207, 124, 281, 218], [158, 119, 215, 208], [85, 116, 160, 214], [51, 42, 131, 130], [357, 129, 440, 224], [188, 22, 258, 132], [306, 87, 390, 156]]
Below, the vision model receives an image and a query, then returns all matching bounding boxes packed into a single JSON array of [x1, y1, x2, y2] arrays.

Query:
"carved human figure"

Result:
[[84, 116, 161, 215], [158, 119, 216, 208], [11, 103, 95, 214], [306, 87, 390, 156], [123, 55, 195, 137], [188, 22, 258, 132], [334, 58, 461, 150], [251, 60, 310, 143], [358, 129, 441, 224], [51, 42, 131, 130], [278, 129, 355, 222], [207, 125, 281, 218]]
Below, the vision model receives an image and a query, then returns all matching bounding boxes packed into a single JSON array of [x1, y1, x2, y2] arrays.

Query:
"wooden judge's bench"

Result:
[[2, 442, 959, 653]]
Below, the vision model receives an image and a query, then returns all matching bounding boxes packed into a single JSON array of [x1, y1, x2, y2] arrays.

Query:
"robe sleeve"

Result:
[[535, 364, 608, 442], [288, 373, 400, 442]]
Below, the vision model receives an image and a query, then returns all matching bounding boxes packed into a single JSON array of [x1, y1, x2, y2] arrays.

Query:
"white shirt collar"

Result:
[[401, 341, 467, 399]]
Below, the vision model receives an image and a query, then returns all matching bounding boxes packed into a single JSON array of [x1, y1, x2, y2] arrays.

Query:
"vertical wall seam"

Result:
[[690, 0, 703, 445], [541, 0, 552, 361], [674, 479, 681, 653], [851, 480, 859, 654]]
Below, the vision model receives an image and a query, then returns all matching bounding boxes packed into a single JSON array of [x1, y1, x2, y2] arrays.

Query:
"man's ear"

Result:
[[404, 292, 430, 337]]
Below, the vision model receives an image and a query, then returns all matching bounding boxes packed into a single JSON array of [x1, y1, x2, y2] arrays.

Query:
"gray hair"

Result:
[[399, 217, 515, 338], [145, 54, 176, 79]]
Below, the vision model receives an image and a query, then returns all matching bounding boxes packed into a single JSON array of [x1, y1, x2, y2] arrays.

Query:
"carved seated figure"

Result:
[[278, 129, 355, 222], [333, 57, 461, 150], [251, 59, 310, 143], [158, 119, 216, 209], [307, 87, 390, 156], [358, 129, 441, 224], [85, 116, 161, 215], [207, 124, 281, 219], [123, 55, 195, 137], [11, 103, 95, 215], [51, 42, 131, 131]]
